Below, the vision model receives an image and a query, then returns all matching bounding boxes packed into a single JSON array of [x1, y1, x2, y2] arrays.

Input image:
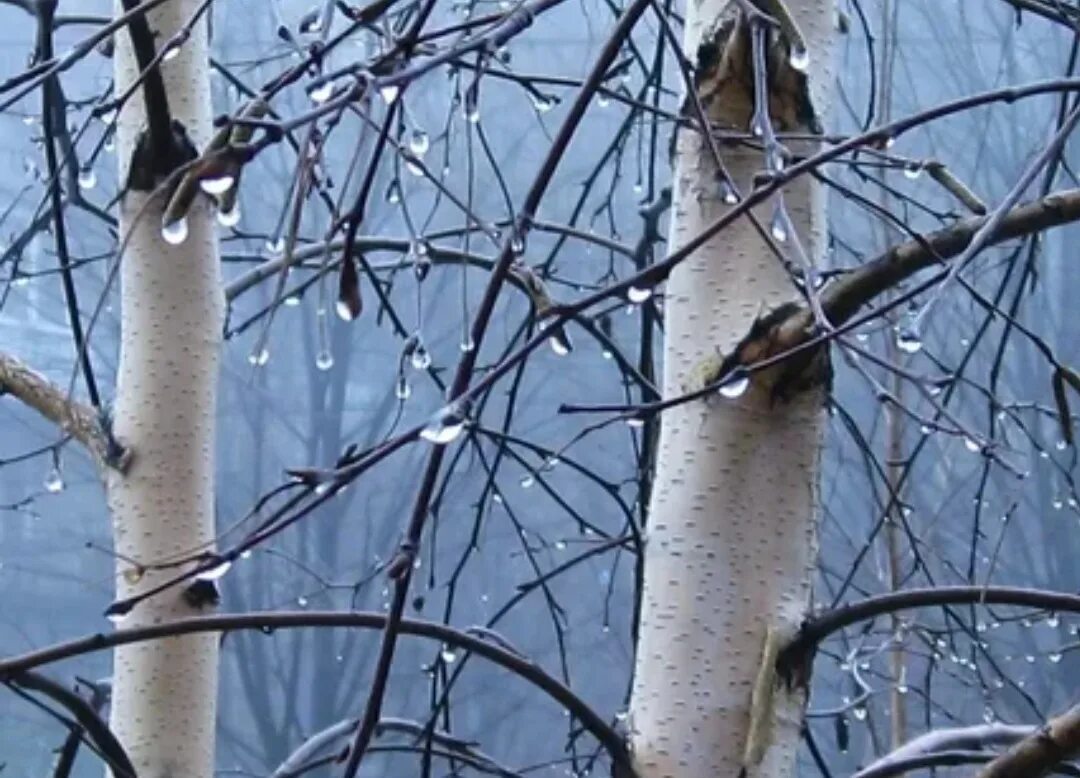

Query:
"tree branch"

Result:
[[976, 703, 1080, 778], [0, 610, 631, 776], [0, 351, 129, 472]]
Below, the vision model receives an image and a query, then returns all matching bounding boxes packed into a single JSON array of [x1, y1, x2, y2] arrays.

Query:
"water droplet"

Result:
[[718, 370, 750, 399], [297, 595, 309, 607], [789, 44, 810, 72], [903, 163, 923, 180], [627, 285, 652, 304], [409, 129, 430, 156], [420, 402, 469, 445], [308, 80, 334, 104], [315, 349, 334, 371], [964, 437, 981, 453], [379, 84, 400, 104], [163, 43, 181, 61], [1049, 652, 1063, 663], [1047, 613, 1060, 628], [217, 204, 241, 227], [852, 705, 867, 721], [161, 217, 189, 245], [549, 334, 571, 356], [265, 237, 285, 255], [440, 646, 457, 663], [626, 416, 645, 429], [532, 94, 556, 113], [43, 466, 64, 493], [769, 207, 788, 243], [199, 174, 235, 195], [106, 610, 130, 625], [717, 178, 738, 204], [895, 323, 922, 354], [122, 567, 143, 584], [510, 234, 525, 255], [395, 376, 411, 400], [248, 347, 270, 367], [335, 299, 357, 322], [411, 343, 431, 370], [240, 549, 253, 560], [520, 475, 535, 488], [554, 539, 567, 550], [196, 559, 232, 581], [78, 167, 97, 190], [459, 337, 475, 353], [1056, 439, 1068, 451], [385, 180, 401, 204]]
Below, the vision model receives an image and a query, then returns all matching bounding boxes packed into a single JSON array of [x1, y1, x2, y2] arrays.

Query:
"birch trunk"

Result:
[[629, 1, 834, 776], [107, 2, 222, 776]]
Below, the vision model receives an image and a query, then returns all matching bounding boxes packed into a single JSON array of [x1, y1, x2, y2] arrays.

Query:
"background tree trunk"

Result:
[[629, 1, 834, 776], [107, 2, 222, 775]]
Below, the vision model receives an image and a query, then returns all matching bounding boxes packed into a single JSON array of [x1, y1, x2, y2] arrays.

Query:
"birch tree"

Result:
[[105, 1, 222, 776], [628, 1, 835, 775]]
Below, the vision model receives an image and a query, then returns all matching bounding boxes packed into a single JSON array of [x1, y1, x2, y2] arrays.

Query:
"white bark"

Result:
[[629, 2, 834, 777], [108, 2, 222, 776]]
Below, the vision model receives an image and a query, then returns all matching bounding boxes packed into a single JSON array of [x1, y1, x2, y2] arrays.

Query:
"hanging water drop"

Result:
[[964, 437, 982, 453], [769, 207, 788, 243], [459, 337, 475, 353], [44, 465, 64, 493], [379, 84, 400, 104], [510, 233, 525, 255], [549, 332, 571, 356], [464, 85, 481, 123], [315, 349, 334, 371], [161, 217, 189, 245], [895, 321, 922, 354], [217, 204, 241, 227], [440, 645, 457, 663], [903, 163, 923, 180], [420, 401, 469, 445], [386, 180, 401, 204], [718, 369, 750, 399], [308, 80, 334, 104], [335, 299, 357, 322], [297, 595, 309, 608], [532, 94, 556, 113], [199, 174, 235, 195], [78, 166, 97, 190], [265, 237, 285, 255], [411, 240, 431, 280], [395, 376, 411, 400], [717, 177, 738, 204], [163, 43, 181, 61], [789, 44, 810, 72], [411, 342, 432, 370], [248, 347, 270, 367], [196, 558, 232, 581], [409, 129, 430, 155], [520, 474, 536, 488], [627, 285, 652, 304]]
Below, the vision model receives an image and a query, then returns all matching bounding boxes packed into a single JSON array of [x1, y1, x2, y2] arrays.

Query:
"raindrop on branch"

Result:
[[78, 167, 97, 190], [161, 217, 189, 245], [44, 465, 65, 493]]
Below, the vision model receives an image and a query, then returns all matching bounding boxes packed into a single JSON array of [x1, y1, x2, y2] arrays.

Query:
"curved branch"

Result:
[[0, 351, 129, 472], [977, 704, 1080, 778], [0, 611, 629, 773], [9, 670, 135, 777]]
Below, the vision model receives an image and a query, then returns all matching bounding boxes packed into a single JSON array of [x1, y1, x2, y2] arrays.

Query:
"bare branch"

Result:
[[0, 351, 129, 472], [976, 703, 1080, 778]]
